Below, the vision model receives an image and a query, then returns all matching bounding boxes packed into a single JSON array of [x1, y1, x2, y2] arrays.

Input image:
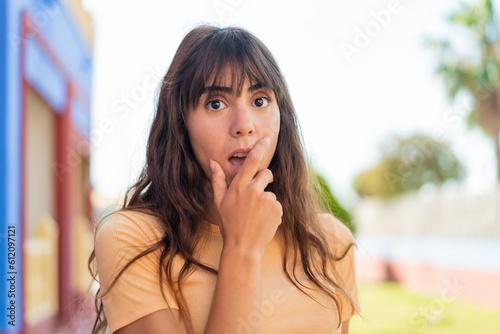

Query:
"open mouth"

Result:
[[228, 152, 248, 168]]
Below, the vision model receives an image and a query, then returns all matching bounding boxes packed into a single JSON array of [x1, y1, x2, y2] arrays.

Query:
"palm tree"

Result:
[[428, 0, 500, 184]]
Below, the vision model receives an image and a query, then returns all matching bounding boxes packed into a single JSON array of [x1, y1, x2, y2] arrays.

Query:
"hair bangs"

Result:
[[182, 28, 282, 112]]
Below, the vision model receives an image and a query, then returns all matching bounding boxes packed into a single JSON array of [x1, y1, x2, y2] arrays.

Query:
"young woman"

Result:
[[89, 25, 361, 334]]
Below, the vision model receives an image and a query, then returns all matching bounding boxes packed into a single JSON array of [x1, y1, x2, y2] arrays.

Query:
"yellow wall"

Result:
[[24, 215, 59, 326], [25, 87, 56, 238], [23, 87, 59, 325]]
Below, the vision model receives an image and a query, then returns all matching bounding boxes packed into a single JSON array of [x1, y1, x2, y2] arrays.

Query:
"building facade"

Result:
[[0, 0, 94, 333]]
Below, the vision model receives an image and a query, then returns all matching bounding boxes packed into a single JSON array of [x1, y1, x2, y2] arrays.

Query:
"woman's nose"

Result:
[[231, 106, 255, 136]]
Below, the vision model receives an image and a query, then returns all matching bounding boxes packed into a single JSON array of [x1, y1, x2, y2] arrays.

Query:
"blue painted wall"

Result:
[[2, 0, 27, 331], [0, 0, 9, 329]]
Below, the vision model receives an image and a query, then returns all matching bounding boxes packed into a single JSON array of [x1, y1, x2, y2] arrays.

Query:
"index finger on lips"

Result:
[[234, 136, 271, 183]]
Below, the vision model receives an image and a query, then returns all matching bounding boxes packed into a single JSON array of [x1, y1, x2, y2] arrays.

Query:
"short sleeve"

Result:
[[94, 211, 179, 333], [319, 214, 362, 322]]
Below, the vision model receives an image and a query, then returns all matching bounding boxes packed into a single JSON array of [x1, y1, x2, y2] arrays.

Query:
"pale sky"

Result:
[[83, 0, 497, 209]]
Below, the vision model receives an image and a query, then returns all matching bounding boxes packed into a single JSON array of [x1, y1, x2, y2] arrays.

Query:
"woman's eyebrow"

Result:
[[248, 83, 265, 92], [201, 83, 267, 95]]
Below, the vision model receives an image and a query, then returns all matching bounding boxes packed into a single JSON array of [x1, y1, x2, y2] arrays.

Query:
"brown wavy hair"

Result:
[[89, 25, 357, 334]]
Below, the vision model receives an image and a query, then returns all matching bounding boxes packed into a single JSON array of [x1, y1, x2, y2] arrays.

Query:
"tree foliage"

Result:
[[313, 172, 355, 234], [426, 0, 500, 183], [352, 133, 465, 199]]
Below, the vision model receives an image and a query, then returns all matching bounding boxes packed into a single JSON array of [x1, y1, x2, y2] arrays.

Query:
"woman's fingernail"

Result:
[[263, 136, 271, 144], [210, 159, 215, 173]]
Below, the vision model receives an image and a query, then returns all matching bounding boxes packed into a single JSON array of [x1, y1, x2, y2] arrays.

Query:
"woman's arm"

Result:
[[203, 247, 263, 334], [341, 319, 350, 334], [205, 137, 281, 334]]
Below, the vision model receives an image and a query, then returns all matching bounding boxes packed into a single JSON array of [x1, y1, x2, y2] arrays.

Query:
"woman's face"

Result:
[[185, 72, 280, 186]]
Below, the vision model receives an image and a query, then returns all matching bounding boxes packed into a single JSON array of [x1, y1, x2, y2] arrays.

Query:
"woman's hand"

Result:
[[211, 137, 283, 257]]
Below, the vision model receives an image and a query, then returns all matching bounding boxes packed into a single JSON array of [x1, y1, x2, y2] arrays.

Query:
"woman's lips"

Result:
[[227, 147, 252, 173], [228, 147, 252, 159]]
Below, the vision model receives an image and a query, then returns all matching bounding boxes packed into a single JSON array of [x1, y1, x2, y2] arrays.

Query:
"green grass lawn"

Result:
[[349, 282, 500, 334]]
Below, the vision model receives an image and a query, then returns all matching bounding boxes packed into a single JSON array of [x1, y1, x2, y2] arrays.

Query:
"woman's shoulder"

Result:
[[95, 209, 164, 247], [316, 213, 355, 256]]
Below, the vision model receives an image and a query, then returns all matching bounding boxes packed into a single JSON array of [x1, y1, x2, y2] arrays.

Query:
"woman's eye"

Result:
[[253, 97, 270, 108], [207, 100, 227, 110]]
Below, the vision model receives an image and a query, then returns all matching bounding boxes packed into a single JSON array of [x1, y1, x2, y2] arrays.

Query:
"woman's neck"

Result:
[[204, 199, 221, 226]]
